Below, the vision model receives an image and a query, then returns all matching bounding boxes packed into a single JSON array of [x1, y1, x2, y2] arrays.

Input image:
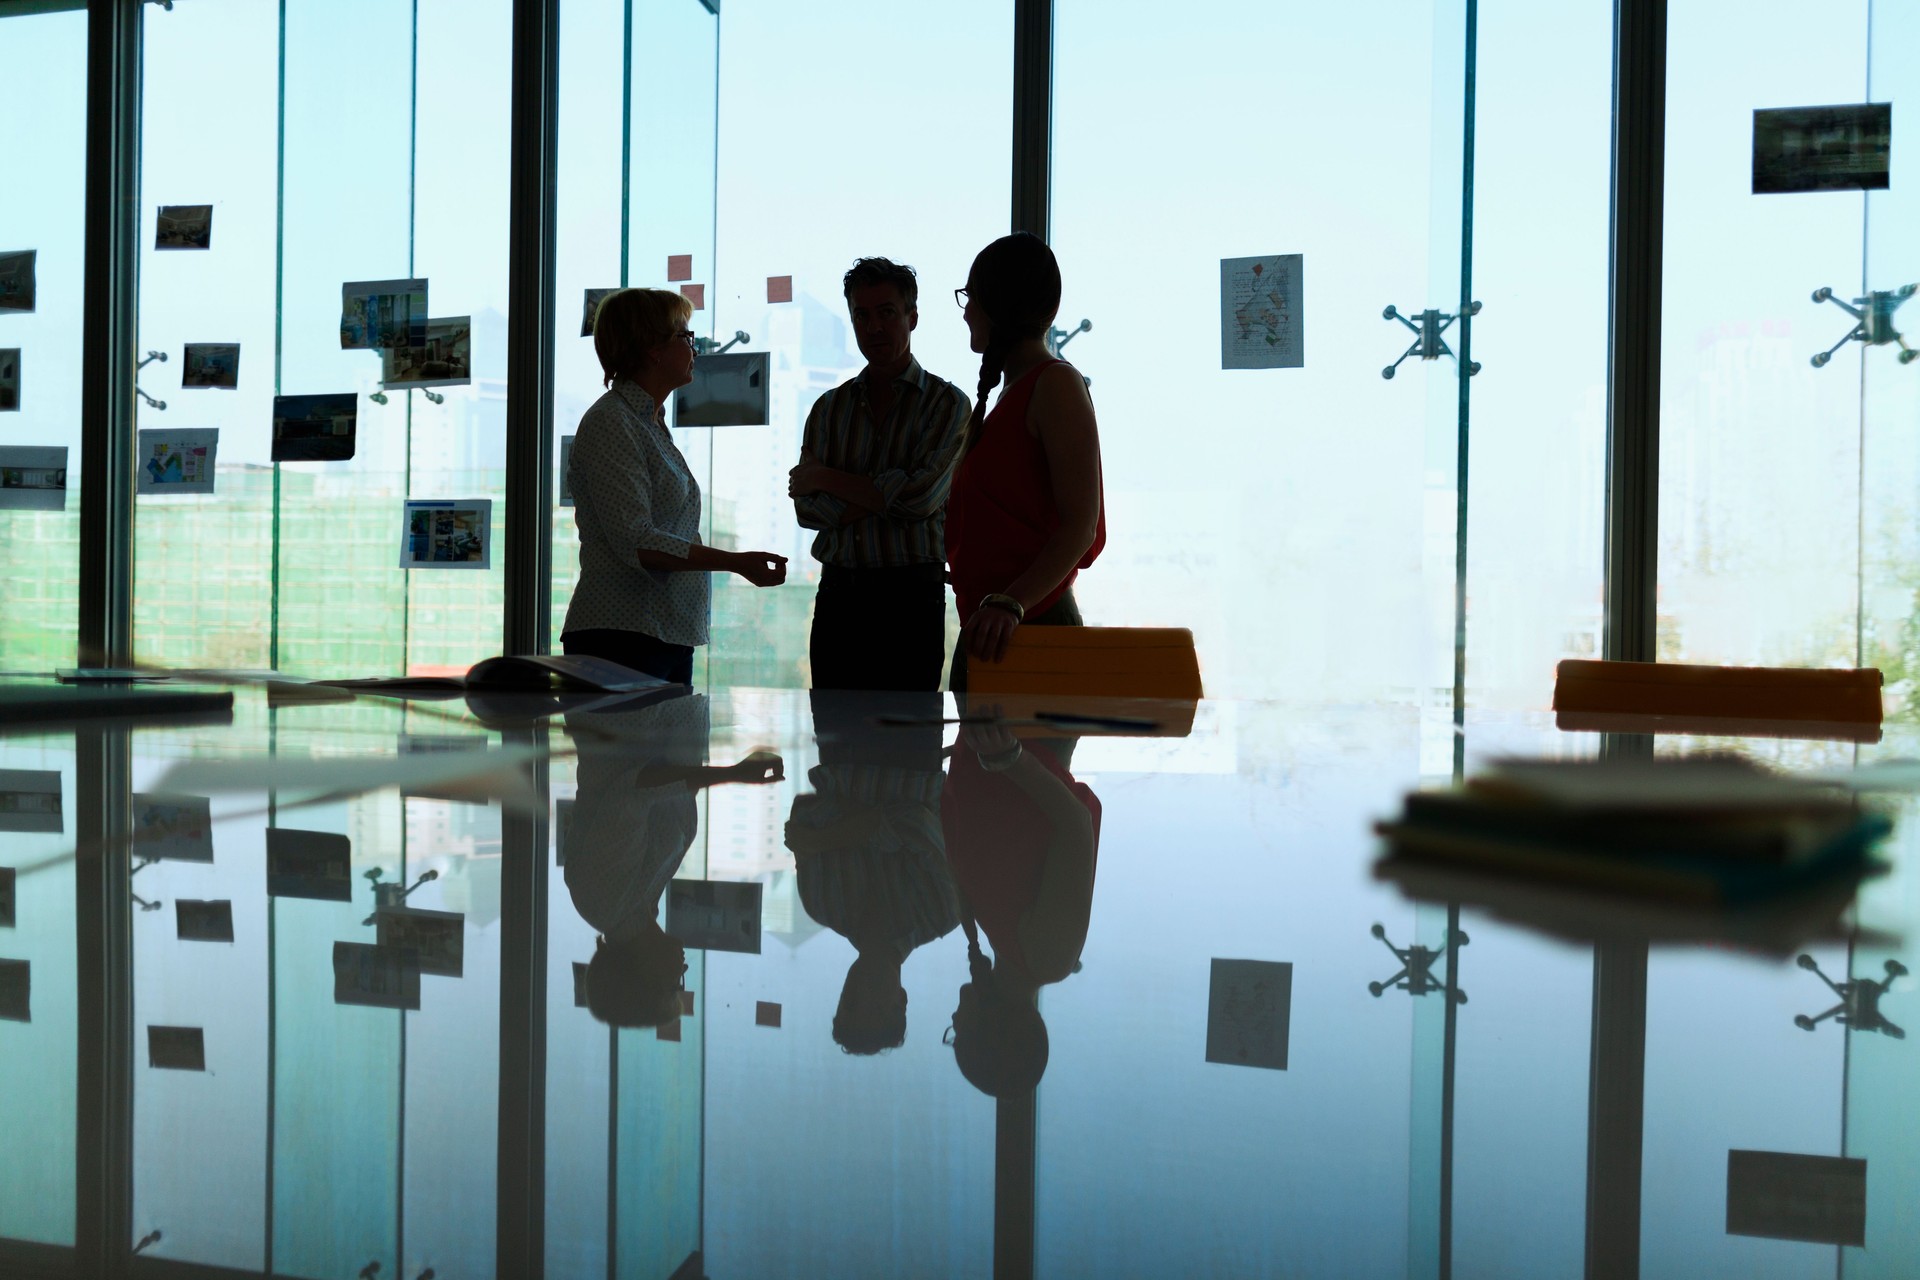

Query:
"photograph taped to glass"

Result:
[[270, 392, 356, 462], [339, 276, 428, 349]]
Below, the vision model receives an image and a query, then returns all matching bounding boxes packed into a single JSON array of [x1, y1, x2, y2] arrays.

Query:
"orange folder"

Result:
[[966, 627, 1203, 736], [1553, 659, 1883, 742]]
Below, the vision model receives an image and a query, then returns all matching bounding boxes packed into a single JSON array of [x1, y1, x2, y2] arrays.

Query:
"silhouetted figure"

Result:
[[786, 691, 958, 1053], [947, 233, 1106, 691], [790, 259, 972, 691], [941, 718, 1100, 1096], [565, 689, 782, 1027], [565, 287, 786, 683]]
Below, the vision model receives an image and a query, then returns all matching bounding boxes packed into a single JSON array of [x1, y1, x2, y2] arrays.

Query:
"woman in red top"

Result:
[[947, 233, 1106, 692]]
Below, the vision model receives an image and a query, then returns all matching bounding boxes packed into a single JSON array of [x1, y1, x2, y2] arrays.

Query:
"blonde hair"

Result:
[[593, 287, 694, 388]]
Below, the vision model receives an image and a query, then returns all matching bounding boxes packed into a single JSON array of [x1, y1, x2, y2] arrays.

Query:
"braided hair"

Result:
[[963, 232, 1063, 450]]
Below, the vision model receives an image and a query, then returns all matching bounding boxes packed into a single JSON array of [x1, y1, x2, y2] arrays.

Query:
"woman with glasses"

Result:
[[946, 232, 1106, 690], [563, 287, 787, 683]]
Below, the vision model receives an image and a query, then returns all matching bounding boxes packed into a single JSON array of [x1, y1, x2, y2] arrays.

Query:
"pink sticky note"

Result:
[[680, 989, 695, 1016], [656, 1018, 682, 1042], [681, 283, 705, 311], [755, 1001, 782, 1028], [767, 275, 793, 304], [666, 254, 693, 282]]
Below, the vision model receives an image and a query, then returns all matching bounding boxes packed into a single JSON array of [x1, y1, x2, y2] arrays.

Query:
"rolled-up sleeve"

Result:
[[572, 410, 694, 561], [793, 394, 850, 530], [869, 385, 971, 521]]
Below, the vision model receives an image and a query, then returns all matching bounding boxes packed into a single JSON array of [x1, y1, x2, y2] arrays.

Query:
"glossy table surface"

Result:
[[0, 683, 1915, 1280]]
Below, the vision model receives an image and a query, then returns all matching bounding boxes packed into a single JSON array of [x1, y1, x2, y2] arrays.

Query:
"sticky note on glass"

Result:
[[667, 254, 693, 282], [767, 275, 793, 304], [756, 1001, 781, 1028], [680, 989, 695, 1016], [657, 1018, 682, 1042], [681, 284, 705, 311]]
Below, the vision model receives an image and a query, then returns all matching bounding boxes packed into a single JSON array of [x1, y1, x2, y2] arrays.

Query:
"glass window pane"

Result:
[[0, 6, 86, 671]]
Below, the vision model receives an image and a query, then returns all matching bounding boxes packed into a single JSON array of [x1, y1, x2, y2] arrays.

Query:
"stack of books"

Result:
[[1375, 755, 1891, 908]]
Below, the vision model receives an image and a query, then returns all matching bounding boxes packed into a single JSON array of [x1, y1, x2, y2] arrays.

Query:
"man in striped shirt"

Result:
[[789, 258, 972, 691]]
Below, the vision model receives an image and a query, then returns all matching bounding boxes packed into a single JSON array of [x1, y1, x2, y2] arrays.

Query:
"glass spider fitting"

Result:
[[694, 329, 751, 356], [361, 865, 438, 925], [1380, 302, 1481, 380], [136, 349, 168, 412], [1808, 283, 1918, 367], [1366, 922, 1467, 1003], [1793, 953, 1907, 1039]]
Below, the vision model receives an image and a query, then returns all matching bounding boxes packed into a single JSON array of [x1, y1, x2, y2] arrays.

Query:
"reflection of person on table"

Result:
[[563, 287, 788, 683], [785, 692, 959, 1054], [566, 690, 783, 1028], [942, 717, 1100, 1096]]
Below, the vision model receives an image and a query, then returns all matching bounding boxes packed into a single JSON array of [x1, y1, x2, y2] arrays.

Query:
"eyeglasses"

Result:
[[953, 288, 969, 309], [670, 329, 697, 349], [942, 1023, 957, 1046]]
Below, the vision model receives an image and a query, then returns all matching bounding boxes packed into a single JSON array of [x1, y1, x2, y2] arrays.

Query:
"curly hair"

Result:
[[842, 257, 919, 310]]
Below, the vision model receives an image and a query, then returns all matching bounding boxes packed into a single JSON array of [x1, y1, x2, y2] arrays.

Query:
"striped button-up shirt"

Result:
[[564, 378, 709, 647], [794, 356, 972, 569]]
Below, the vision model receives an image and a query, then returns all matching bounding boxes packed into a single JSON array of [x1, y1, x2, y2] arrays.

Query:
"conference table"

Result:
[[0, 681, 1912, 1280]]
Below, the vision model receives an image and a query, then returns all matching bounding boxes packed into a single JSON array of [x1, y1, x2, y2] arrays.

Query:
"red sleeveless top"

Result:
[[946, 359, 1106, 620]]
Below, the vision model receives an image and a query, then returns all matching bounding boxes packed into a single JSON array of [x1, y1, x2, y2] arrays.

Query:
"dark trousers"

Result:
[[560, 628, 695, 685], [808, 562, 948, 692], [948, 589, 1082, 695]]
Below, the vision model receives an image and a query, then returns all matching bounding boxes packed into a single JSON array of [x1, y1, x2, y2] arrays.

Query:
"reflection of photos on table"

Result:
[[0, 865, 14, 928], [265, 827, 352, 902], [559, 434, 574, 507], [147, 1025, 207, 1071], [0, 958, 30, 1023], [0, 348, 18, 411], [0, 768, 63, 833], [136, 429, 219, 496], [582, 287, 616, 337], [554, 797, 575, 865], [674, 351, 770, 427], [175, 899, 235, 944], [271, 393, 357, 462], [382, 315, 471, 388], [666, 878, 763, 954], [0, 250, 35, 313], [133, 792, 214, 861], [400, 498, 492, 570], [180, 342, 240, 389], [0, 446, 68, 511], [333, 941, 421, 1011], [1205, 958, 1293, 1071], [376, 905, 465, 978], [155, 204, 214, 250], [340, 276, 428, 350]]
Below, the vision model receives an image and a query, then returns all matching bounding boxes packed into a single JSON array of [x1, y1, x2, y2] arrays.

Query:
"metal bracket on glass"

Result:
[[1047, 318, 1093, 386], [361, 866, 439, 924], [369, 388, 445, 405], [1380, 302, 1481, 379], [1366, 922, 1467, 1003], [136, 349, 168, 411], [133, 1231, 164, 1255], [1792, 953, 1907, 1037], [1809, 284, 1918, 367], [695, 329, 750, 356]]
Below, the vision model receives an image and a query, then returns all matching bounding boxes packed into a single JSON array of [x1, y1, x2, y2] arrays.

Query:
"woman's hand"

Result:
[[727, 750, 785, 784], [962, 602, 1021, 663], [730, 551, 788, 587]]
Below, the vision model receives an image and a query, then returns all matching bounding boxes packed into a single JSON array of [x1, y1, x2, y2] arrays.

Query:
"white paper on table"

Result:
[[1220, 253, 1303, 370], [152, 742, 544, 813]]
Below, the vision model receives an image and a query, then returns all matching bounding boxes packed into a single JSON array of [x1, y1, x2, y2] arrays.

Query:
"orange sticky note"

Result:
[[767, 275, 793, 304], [667, 254, 692, 282], [681, 283, 705, 310], [755, 1001, 781, 1028], [656, 1018, 681, 1042]]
